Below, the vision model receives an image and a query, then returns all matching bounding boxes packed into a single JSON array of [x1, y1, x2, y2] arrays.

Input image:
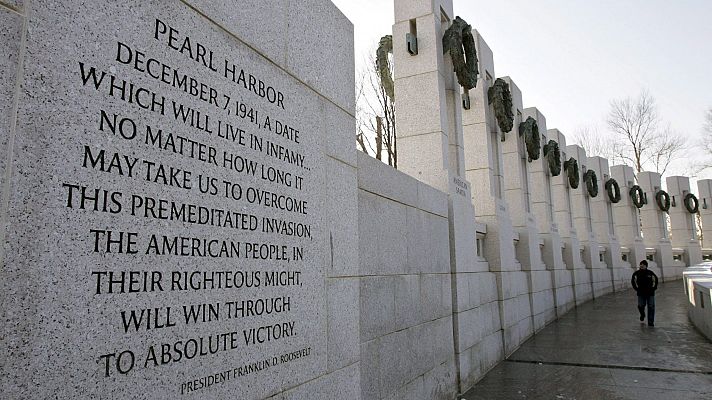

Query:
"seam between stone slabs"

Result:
[[0, 0, 29, 267], [357, 187, 448, 219], [396, 68, 447, 83], [266, 360, 360, 398], [178, 0, 355, 119], [0, 1, 21, 14], [398, 128, 449, 140], [505, 359, 712, 375]]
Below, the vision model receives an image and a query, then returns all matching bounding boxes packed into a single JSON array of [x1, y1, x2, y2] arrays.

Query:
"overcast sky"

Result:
[[332, 0, 712, 180]]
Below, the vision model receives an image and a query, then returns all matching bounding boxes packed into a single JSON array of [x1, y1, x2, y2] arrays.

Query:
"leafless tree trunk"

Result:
[[606, 91, 686, 175], [354, 43, 397, 168], [700, 109, 712, 171]]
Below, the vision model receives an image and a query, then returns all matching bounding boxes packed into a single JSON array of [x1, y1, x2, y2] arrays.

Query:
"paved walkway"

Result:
[[462, 280, 712, 400]]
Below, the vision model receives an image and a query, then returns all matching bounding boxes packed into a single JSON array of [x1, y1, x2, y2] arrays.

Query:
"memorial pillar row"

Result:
[[637, 171, 675, 279], [587, 156, 619, 295], [610, 165, 645, 289], [462, 32, 532, 357], [562, 145, 602, 305], [527, 114, 573, 316], [505, 104, 556, 330], [666, 176, 703, 274]]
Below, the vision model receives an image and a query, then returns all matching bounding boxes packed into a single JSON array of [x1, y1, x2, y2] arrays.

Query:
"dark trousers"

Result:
[[638, 295, 655, 325]]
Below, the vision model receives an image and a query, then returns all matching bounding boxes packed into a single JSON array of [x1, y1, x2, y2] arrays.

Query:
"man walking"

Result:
[[631, 260, 658, 327]]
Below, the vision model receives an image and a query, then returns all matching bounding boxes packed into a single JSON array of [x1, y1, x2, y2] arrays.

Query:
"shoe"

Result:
[[648, 323, 654, 327], [640, 314, 645, 322]]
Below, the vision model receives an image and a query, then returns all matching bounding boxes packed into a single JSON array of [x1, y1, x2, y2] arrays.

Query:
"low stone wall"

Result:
[[357, 153, 458, 400], [683, 264, 712, 341]]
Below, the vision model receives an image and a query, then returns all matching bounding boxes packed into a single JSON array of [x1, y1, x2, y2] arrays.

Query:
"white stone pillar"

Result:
[[667, 176, 703, 273], [587, 156, 619, 295], [393, 0, 501, 390], [462, 32, 532, 357], [610, 165, 645, 289], [547, 130, 588, 305], [697, 179, 712, 259], [527, 116, 572, 316], [637, 171, 675, 279]]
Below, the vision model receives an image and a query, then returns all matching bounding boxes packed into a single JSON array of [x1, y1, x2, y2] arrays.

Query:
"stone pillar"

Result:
[[527, 114, 572, 316], [393, 0, 501, 391], [462, 32, 532, 357], [637, 171, 675, 279], [501, 105, 556, 330], [587, 156, 619, 295], [610, 165, 645, 289], [667, 176, 703, 273], [697, 179, 712, 259], [562, 144, 596, 302]]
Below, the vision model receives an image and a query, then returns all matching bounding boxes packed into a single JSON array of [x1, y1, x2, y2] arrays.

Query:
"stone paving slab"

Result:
[[462, 280, 712, 399]]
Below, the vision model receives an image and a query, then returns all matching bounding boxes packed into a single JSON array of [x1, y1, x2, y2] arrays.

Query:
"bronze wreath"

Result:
[[488, 78, 514, 138], [655, 190, 670, 212], [605, 178, 621, 203], [563, 157, 579, 189], [542, 140, 561, 176], [629, 185, 645, 209], [684, 193, 699, 214], [376, 35, 394, 100], [583, 170, 598, 197], [442, 16, 478, 91], [518, 117, 541, 162]]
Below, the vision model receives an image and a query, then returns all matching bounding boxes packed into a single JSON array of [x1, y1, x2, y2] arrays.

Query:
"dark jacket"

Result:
[[631, 269, 658, 296]]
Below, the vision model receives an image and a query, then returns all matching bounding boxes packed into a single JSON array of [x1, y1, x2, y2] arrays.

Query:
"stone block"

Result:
[[358, 190, 408, 275], [422, 358, 458, 400], [359, 276, 396, 342], [186, 0, 288, 67], [456, 306, 482, 351], [322, 98, 357, 167], [529, 270, 553, 292], [274, 362, 361, 400], [421, 273, 452, 322], [503, 316, 533, 355], [394, 0, 453, 23], [555, 286, 575, 315], [478, 272, 500, 305], [393, 14, 443, 79], [394, 274, 422, 330], [407, 207, 450, 274], [327, 157, 358, 277], [531, 288, 555, 315], [384, 376, 426, 400], [327, 278, 359, 372], [496, 271, 529, 300], [397, 132, 450, 193], [359, 339, 382, 400], [417, 180, 448, 217], [286, 0, 355, 111], [357, 151, 418, 206], [395, 72, 449, 138]]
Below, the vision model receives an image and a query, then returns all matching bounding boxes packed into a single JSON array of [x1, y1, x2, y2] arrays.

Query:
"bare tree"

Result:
[[606, 91, 686, 174], [355, 42, 397, 168], [572, 125, 620, 162], [700, 109, 712, 170]]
